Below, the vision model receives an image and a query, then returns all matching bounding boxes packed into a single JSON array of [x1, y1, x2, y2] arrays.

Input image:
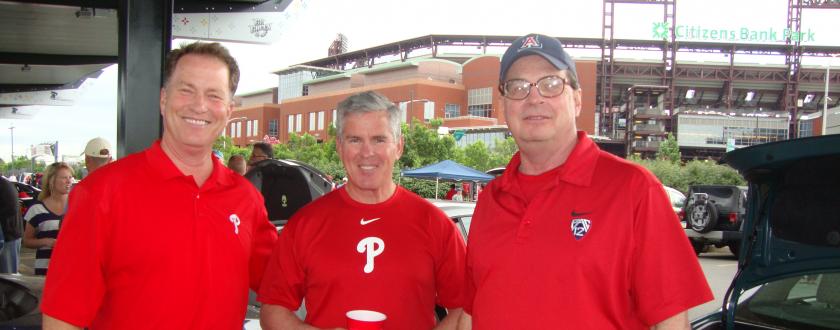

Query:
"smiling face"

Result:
[[336, 110, 404, 203], [159, 54, 233, 153], [502, 55, 581, 150], [51, 168, 73, 196]]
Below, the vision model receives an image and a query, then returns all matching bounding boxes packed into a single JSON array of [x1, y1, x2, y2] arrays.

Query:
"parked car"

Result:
[[664, 185, 686, 217], [429, 199, 476, 241], [244, 159, 333, 229], [0, 274, 44, 329], [691, 134, 840, 329], [11, 182, 40, 215], [683, 185, 748, 256]]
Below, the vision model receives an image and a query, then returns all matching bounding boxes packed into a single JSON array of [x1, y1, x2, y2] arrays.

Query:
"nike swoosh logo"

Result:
[[360, 217, 381, 225], [571, 211, 591, 217]]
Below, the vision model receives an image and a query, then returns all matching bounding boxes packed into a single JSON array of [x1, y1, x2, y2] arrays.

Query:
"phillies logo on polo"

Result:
[[520, 35, 542, 50], [357, 237, 385, 273], [229, 214, 241, 235], [570, 218, 591, 240]]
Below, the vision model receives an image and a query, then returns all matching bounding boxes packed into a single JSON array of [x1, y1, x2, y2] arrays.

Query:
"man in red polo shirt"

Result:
[[259, 91, 466, 330], [458, 34, 713, 329], [40, 42, 278, 330]]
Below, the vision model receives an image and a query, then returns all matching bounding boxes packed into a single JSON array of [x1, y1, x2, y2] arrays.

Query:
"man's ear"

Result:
[[159, 87, 167, 116]]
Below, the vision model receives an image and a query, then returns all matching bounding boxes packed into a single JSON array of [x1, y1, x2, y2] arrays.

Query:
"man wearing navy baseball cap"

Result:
[[459, 34, 712, 329]]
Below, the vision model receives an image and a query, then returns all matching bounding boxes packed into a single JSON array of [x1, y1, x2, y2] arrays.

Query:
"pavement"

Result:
[[19, 246, 35, 276]]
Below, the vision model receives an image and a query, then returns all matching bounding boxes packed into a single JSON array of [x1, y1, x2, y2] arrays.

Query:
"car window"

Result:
[[769, 155, 840, 248], [669, 191, 686, 208], [692, 186, 734, 198], [735, 273, 840, 329]]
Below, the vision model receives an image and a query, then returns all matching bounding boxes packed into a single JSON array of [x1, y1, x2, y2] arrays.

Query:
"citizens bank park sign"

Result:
[[652, 22, 817, 43]]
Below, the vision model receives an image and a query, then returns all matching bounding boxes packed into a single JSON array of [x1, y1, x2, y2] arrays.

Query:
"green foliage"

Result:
[[2, 155, 45, 174], [630, 156, 746, 193], [656, 133, 681, 164], [213, 136, 250, 162], [399, 119, 456, 169]]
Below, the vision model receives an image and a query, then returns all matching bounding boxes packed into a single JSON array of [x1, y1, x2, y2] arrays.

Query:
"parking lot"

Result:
[[690, 248, 739, 320]]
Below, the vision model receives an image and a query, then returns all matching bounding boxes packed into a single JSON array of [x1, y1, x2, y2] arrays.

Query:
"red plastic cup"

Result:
[[345, 310, 386, 330]]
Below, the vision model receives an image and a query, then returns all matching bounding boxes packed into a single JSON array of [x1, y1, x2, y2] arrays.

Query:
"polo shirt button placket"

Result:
[[516, 217, 532, 241]]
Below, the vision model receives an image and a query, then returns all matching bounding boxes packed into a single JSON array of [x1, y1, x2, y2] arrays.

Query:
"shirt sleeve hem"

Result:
[[642, 293, 714, 326], [41, 308, 89, 328], [256, 297, 301, 312]]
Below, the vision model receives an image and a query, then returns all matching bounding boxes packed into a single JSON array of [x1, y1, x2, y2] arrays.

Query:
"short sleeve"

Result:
[[257, 215, 306, 311], [431, 208, 467, 309], [630, 179, 713, 325], [248, 194, 278, 292], [40, 183, 107, 327]]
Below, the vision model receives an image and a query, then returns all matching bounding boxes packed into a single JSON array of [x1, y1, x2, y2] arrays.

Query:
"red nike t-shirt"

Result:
[[259, 186, 466, 330]]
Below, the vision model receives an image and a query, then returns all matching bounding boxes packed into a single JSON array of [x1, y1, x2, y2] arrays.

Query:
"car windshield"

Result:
[[735, 272, 840, 329]]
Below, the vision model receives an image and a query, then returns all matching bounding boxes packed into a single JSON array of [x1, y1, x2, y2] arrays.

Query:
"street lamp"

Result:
[[823, 54, 839, 136], [223, 116, 248, 149], [8, 125, 13, 174]]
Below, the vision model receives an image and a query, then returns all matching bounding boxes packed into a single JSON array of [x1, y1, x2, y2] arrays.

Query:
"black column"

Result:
[[117, 0, 171, 157]]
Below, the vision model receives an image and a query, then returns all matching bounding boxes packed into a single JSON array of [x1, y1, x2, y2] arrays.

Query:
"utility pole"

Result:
[[8, 125, 14, 174]]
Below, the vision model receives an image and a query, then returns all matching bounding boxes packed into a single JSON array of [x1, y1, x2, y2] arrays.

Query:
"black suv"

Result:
[[683, 185, 747, 256]]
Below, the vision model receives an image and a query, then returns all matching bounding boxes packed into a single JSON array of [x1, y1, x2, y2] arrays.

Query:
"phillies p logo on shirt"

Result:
[[356, 237, 385, 273]]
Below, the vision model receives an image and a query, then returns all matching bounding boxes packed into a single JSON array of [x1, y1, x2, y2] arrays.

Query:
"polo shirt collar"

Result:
[[498, 131, 599, 193], [144, 140, 235, 190]]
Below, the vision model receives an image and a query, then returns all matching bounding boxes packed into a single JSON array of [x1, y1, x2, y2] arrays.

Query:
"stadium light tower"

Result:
[[824, 54, 839, 136]]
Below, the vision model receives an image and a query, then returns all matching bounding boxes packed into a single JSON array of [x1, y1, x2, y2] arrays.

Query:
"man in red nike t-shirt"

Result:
[[259, 91, 466, 330]]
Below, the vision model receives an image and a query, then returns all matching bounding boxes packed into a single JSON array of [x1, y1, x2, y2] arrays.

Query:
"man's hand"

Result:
[[456, 311, 472, 330], [434, 308, 463, 330], [260, 304, 345, 330]]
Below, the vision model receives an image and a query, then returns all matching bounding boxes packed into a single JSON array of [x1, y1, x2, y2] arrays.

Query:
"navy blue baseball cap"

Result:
[[499, 34, 577, 82]]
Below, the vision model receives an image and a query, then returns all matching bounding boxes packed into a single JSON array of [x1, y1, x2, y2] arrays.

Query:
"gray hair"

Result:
[[336, 91, 402, 141]]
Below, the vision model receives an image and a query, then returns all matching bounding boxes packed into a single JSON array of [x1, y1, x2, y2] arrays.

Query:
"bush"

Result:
[[630, 157, 746, 193]]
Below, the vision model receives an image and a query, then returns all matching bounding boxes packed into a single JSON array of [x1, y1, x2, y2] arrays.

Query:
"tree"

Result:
[[399, 119, 456, 169], [656, 133, 681, 164]]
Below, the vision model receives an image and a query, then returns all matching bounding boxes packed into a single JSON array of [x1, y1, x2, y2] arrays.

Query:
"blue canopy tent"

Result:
[[401, 160, 494, 199]]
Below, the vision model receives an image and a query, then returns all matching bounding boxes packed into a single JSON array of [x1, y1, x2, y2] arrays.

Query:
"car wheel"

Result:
[[688, 202, 718, 233], [728, 242, 741, 258]]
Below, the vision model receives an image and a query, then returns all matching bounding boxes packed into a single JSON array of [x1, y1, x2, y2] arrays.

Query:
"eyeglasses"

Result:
[[500, 75, 569, 100]]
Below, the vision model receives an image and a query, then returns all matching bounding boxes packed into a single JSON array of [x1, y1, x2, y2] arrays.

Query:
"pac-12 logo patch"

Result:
[[570, 218, 591, 240]]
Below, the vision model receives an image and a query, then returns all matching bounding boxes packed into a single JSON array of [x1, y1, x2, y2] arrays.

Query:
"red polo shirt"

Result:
[[464, 132, 713, 329], [41, 141, 278, 329]]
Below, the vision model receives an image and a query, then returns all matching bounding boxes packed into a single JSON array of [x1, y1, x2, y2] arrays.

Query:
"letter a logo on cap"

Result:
[[520, 35, 542, 49]]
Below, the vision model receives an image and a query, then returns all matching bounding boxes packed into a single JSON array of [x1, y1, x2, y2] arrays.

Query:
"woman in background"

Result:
[[23, 162, 73, 276]]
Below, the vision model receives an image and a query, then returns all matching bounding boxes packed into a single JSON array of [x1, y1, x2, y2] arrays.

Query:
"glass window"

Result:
[[424, 102, 435, 121], [287, 115, 294, 133], [309, 112, 316, 131], [468, 87, 492, 106], [332, 109, 337, 125], [318, 111, 325, 130], [253, 119, 259, 136], [445, 103, 460, 118], [295, 114, 303, 132], [735, 273, 840, 329], [236, 122, 242, 138], [246, 120, 252, 137], [269, 119, 279, 137], [398, 102, 408, 123]]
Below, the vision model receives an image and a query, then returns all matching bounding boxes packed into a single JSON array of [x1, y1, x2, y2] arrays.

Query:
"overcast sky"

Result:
[[1, 0, 836, 163]]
